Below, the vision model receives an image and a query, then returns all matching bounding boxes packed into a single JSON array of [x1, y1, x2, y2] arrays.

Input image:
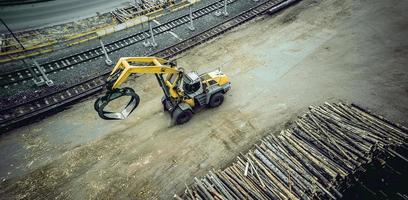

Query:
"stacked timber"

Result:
[[175, 102, 408, 200]]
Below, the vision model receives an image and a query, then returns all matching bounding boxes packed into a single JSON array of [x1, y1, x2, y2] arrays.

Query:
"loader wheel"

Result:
[[161, 96, 167, 111], [173, 107, 193, 124], [209, 93, 224, 108]]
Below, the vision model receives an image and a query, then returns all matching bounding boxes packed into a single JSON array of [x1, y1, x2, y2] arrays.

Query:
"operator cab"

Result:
[[182, 71, 203, 97]]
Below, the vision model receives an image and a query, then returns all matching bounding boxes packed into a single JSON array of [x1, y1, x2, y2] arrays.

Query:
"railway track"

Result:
[[0, 0, 238, 88], [0, 0, 299, 132]]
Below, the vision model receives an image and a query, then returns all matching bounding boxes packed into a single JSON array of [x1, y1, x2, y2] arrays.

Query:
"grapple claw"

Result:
[[94, 87, 140, 120]]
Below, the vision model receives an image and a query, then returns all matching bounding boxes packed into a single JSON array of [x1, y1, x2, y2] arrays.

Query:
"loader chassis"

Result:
[[95, 57, 231, 124]]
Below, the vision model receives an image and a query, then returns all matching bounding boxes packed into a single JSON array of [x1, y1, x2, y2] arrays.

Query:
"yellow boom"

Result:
[[108, 57, 181, 89]]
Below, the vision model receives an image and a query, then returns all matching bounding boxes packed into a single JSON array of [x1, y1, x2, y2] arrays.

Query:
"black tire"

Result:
[[172, 107, 193, 124], [162, 103, 168, 111], [209, 93, 224, 108], [161, 96, 167, 111]]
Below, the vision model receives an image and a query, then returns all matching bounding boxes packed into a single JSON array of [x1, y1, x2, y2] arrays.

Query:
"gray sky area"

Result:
[[0, 0, 132, 33]]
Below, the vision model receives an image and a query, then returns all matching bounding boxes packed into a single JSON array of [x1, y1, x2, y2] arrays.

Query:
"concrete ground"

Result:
[[1, 0, 408, 199]]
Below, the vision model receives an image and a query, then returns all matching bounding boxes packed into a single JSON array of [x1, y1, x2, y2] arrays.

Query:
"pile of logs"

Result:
[[176, 102, 408, 200], [111, 0, 176, 23]]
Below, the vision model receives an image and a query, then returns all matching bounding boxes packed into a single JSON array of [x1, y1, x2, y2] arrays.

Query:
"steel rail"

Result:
[[0, 0, 299, 132], [0, 0, 238, 87]]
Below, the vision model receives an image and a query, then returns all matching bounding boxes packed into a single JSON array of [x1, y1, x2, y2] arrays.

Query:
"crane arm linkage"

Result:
[[95, 57, 182, 120], [107, 57, 181, 90]]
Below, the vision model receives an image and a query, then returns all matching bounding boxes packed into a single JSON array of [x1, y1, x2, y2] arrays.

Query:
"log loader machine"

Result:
[[94, 57, 231, 124]]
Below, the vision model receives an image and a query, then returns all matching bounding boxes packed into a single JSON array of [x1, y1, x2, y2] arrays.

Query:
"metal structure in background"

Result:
[[0, 18, 53, 87], [187, 0, 195, 31], [148, 20, 158, 47], [33, 60, 54, 86], [99, 38, 113, 65], [215, 0, 228, 16], [141, 16, 151, 47]]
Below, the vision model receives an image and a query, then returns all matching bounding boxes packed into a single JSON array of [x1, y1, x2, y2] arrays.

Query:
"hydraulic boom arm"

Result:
[[107, 57, 181, 89], [95, 57, 183, 120]]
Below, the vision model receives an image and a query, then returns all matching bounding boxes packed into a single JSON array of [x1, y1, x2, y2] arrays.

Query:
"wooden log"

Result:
[[248, 152, 300, 200], [339, 103, 406, 141], [259, 142, 312, 192], [215, 170, 246, 200], [307, 113, 369, 163], [282, 131, 340, 179], [221, 170, 253, 199], [201, 178, 226, 200], [207, 171, 237, 200], [272, 135, 332, 186], [350, 103, 408, 135], [230, 164, 269, 200], [194, 177, 214, 200], [298, 116, 366, 162], [262, 137, 324, 196], [232, 161, 282, 200], [185, 182, 195, 200], [224, 167, 259, 200], [288, 129, 349, 177], [254, 147, 311, 200], [242, 156, 290, 200], [292, 127, 358, 170]]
